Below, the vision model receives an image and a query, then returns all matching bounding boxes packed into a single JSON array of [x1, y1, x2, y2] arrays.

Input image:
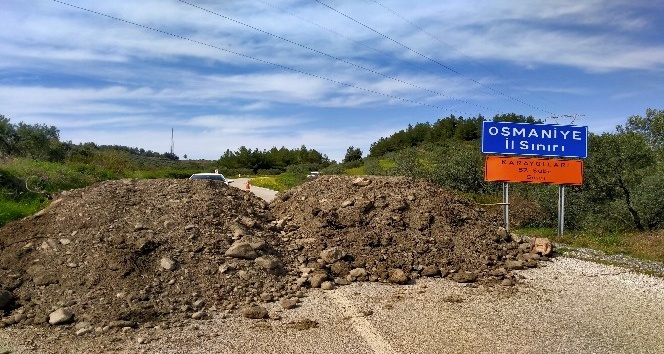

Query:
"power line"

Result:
[[174, 0, 490, 112], [367, 0, 564, 115], [251, 0, 491, 111], [47, 0, 477, 116], [314, 0, 555, 117]]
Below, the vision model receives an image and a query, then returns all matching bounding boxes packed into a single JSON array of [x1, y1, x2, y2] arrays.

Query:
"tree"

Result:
[[493, 113, 539, 123], [0, 115, 16, 157], [583, 132, 655, 231], [617, 108, 664, 150], [343, 146, 362, 163]]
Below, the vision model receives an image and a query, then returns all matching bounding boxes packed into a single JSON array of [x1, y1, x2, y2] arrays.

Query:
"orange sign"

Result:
[[485, 156, 583, 185]]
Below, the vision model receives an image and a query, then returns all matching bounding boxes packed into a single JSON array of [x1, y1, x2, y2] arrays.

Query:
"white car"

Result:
[[189, 172, 231, 185], [307, 171, 321, 179]]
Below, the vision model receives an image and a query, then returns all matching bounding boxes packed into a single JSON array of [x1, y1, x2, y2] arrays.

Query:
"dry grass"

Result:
[[518, 228, 664, 263]]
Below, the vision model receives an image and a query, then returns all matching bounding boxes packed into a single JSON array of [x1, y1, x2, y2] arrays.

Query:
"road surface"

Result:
[[229, 178, 278, 202]]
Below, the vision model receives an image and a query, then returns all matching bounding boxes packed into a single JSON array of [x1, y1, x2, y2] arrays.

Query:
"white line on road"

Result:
[[326, 290, 398, 354]]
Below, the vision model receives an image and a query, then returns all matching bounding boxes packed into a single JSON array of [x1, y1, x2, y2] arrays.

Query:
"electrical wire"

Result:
[[367, 0, 564, 116], [174, 0, 491, 112], [314, 0, 556, 116], [251, 0, 491, 111], [48, 0, 476, 116]]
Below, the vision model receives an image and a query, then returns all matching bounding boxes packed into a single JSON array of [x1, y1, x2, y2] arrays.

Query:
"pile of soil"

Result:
[[0, 179, 299, 328], [0, 176, 546, 330], [270, 176, 543, 285]]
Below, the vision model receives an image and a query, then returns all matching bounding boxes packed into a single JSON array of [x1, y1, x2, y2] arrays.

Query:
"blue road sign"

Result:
[[482, 122, 588, 158]]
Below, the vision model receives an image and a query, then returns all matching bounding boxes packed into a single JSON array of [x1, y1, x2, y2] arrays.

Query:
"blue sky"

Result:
[[2, 0, 663, 161]]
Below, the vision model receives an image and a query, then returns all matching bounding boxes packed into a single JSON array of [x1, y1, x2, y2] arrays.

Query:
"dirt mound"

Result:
[[270, 176, 542, 285], [0, 179, 299, 327], [0, 176, 546, 330]]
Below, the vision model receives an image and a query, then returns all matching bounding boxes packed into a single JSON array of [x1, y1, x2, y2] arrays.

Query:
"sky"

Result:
[[1, 0, 663, 162]]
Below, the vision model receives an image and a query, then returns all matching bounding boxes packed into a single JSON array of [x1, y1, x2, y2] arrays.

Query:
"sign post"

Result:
[[558, 185, 565, 237], [482, 122, 588, 158], [481, 121, 588, 237], [503, 182, 510, 233]]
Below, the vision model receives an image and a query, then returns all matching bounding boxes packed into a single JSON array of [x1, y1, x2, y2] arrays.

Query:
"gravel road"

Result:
[[1, 256, 662, 354], [229, 178, 278, 202]]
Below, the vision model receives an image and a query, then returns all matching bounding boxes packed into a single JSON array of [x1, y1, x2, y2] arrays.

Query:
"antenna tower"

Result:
[[170, 128, 174, 155]]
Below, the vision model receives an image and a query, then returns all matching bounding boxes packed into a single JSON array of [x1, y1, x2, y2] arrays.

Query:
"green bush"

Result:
[[632, 167, 664, 229]]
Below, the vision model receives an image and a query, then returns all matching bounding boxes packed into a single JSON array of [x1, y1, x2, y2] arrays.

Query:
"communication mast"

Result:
[[170, 128, 175, 155]]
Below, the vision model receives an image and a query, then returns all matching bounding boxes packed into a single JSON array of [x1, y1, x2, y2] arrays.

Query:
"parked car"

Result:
[[189, 172, 231, 185], [307, 171, 321, 179]]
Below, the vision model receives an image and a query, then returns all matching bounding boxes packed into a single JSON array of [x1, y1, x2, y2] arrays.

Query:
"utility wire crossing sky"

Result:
[[1, 0, 662, 161]]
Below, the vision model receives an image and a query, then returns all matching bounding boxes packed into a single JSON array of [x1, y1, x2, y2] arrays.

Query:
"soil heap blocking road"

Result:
[[270, 176, 542, 285], [0, 179, 301, 327], [1, 176, 544, 330]]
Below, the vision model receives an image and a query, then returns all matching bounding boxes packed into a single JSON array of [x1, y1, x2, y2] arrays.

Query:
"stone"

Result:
[[192, 311, 207, 320], [451, 272, 477, 283], [48, 308, 74, 325], [320, 281, 335, 291], [225, 242, 258, 260], [279, 298, 298, 310], [108, 320, 138, 329], [505, 260, 525, 270], [242, 306, 268, 319], [320, 247, 345, 264], [501, 278, 516, 287], [347, 268, 367, 282], [341, 200, 354, 208], [192, 300, 205, 310], [308, 273, 328, 288], [76, 327, 93, 336], [352, 177, 372, 187], [388, 269, 408, 284], [254, 256, 282, 270], [160, 257, 177, 271], [243, 237, 267, 251], [532, 238, 553, 256], [421, 265, 441, 277], [0, 289, 13, 309]]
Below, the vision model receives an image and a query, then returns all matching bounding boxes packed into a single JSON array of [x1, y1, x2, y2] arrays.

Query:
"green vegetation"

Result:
[[1, 109, 663, 264], [517, 227, 664, 263], [249, 173, 304, 192]]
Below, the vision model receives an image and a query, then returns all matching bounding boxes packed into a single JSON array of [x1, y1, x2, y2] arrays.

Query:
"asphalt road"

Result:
[[1, 257, 663, 353], [229, 177, 278, 202]]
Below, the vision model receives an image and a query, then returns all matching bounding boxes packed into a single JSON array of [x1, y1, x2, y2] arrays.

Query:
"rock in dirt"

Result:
[[308, 273, 328, 288], [532, 238, 553, 256], [254, 256, 282, 270], [451, 272, 477, 283], [225, 241, 259, 260], [160, 257, 177, 271], [49, 308, 74, 325], [320, 247, 345, 264], [388, 269, 408, 284], [242, 306, 268, 319], [505, 260, 525, 270], [279, 298, 298, 310], [0, 289, 12, 309]]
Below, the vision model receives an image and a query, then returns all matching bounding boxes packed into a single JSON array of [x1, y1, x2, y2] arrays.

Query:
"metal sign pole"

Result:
[[503, 182, 510, 233], [558, 185, 565, 236]]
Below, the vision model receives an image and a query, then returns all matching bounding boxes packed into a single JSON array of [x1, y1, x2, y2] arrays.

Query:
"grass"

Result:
[[0, 196, 47, 227], [516, 227, 664, 263], [249, 173, 304, 192], [345, 166, 366, 175]]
